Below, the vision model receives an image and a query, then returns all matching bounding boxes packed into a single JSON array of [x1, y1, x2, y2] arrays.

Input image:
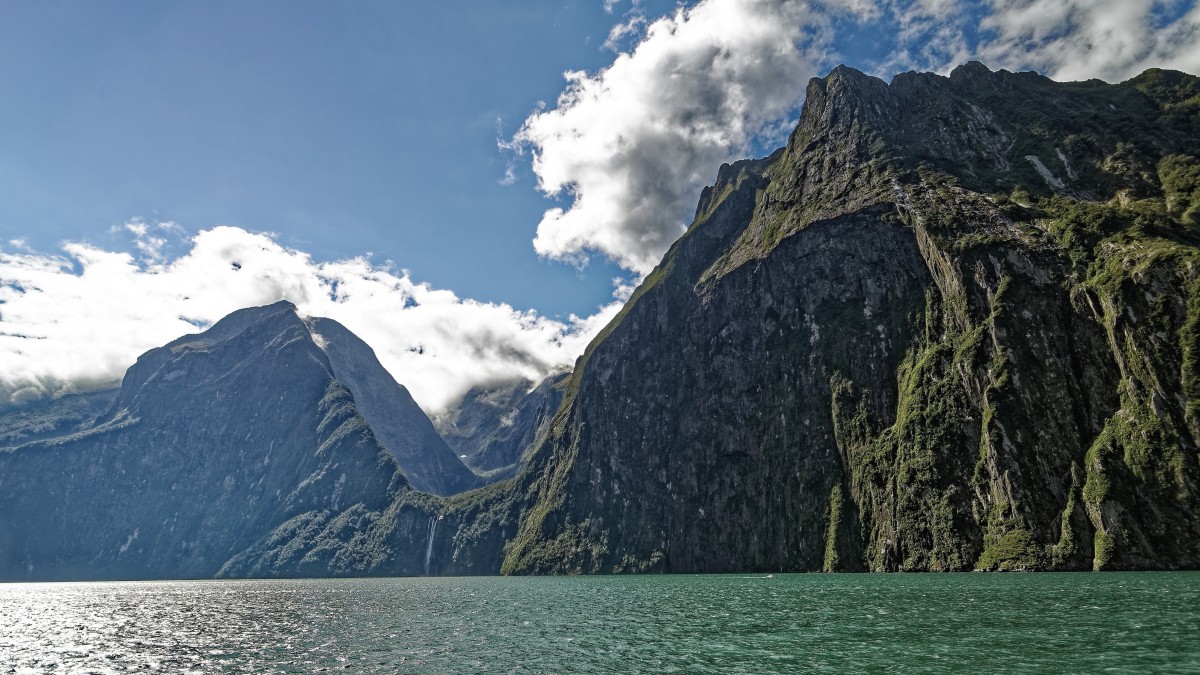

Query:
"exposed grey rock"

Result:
[[7, 64, 1198, 580], [495, 64, 1200, 574]]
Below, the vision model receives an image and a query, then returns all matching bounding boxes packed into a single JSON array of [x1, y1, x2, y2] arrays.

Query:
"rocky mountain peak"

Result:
[[93, 300, 478, 496], [796, 62, 1199, 202], [948, 60, 993, 82], [0, 299, 415, 580], [97, 300, 317, 428]]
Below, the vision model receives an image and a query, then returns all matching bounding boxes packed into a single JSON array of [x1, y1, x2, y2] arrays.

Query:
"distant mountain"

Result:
[[438, 373, 568, 479], [0, 301, 456, 580], [0, 389, 116, 450]]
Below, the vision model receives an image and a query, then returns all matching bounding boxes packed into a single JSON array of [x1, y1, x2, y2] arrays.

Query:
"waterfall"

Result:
[[424, 515, 439, 576]]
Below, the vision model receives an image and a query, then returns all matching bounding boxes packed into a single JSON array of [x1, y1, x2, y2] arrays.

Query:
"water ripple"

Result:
[[2, 572, 1198, 673]]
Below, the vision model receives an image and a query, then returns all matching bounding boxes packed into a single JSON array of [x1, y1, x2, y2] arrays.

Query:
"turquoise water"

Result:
[[2, 572, 1198, 673]]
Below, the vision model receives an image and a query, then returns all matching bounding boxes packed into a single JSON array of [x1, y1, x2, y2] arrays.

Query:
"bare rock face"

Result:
[[488, 64, 1200, 574], [0, 302, 458, 580]]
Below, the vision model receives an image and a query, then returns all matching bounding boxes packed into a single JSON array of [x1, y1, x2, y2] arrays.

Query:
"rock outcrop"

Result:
[[304, 316, 481, 496]]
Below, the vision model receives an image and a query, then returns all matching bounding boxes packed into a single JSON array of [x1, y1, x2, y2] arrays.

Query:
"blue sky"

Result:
[[0, 0, 681, 316], [2, 0, 1197, 413]]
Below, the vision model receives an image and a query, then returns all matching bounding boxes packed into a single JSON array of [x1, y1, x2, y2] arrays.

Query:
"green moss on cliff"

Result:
[[977, 497, 1045, 571], [484, 65, 1200, 578], [1048, 468, 1084, 567], [832, 278, 984, 572], [1159, 155, 1200, 224], [978, 526, 1041, 571], [822, 482, 844, 572]]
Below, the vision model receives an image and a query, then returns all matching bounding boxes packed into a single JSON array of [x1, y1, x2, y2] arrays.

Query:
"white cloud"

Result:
[[125, 220, 173, 262], [510, 0, 869, 276], [603, 0, 632, 14], [871, 0, 1200, 81], [603, 13, 648, 52], [0, 226, 620, 415], [976, 0, 1200, 82], [5, 0, 1196, 423], [869, 0, 975, 75], [499, 163, 518, 186]]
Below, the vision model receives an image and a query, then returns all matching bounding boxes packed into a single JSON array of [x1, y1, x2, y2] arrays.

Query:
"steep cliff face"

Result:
[[0, 302, 443, 580], [488, 63, 1200, 574]]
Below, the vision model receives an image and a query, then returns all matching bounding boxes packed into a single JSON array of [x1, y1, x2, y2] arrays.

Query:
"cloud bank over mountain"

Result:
[[887, 0, 1200, 80], [0, 225, 619, 415]]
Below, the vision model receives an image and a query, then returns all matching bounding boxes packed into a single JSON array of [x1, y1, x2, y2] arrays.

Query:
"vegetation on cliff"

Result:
[[471, 63, 1200, 575]]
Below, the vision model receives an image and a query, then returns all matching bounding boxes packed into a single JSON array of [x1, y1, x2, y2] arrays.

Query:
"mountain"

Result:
[[428, 63, 1200, 574], [303, 316, 481, 495], [438, 373, 569, 479], [7, 63, 1198, 580], [0, 302, 453, 580]]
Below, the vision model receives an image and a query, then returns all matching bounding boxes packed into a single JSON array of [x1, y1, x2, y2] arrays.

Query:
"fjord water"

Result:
[[2, 573, 1197, 673]]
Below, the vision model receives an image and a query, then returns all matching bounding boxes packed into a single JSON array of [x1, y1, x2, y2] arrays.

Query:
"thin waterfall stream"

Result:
[[424, 515, 439, 576]]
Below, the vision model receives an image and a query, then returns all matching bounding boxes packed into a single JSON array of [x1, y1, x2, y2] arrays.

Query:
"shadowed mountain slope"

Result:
[[474, 63, 1200, 574], [0, 302, 452, 580], [8, 63, 1199, 580]]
